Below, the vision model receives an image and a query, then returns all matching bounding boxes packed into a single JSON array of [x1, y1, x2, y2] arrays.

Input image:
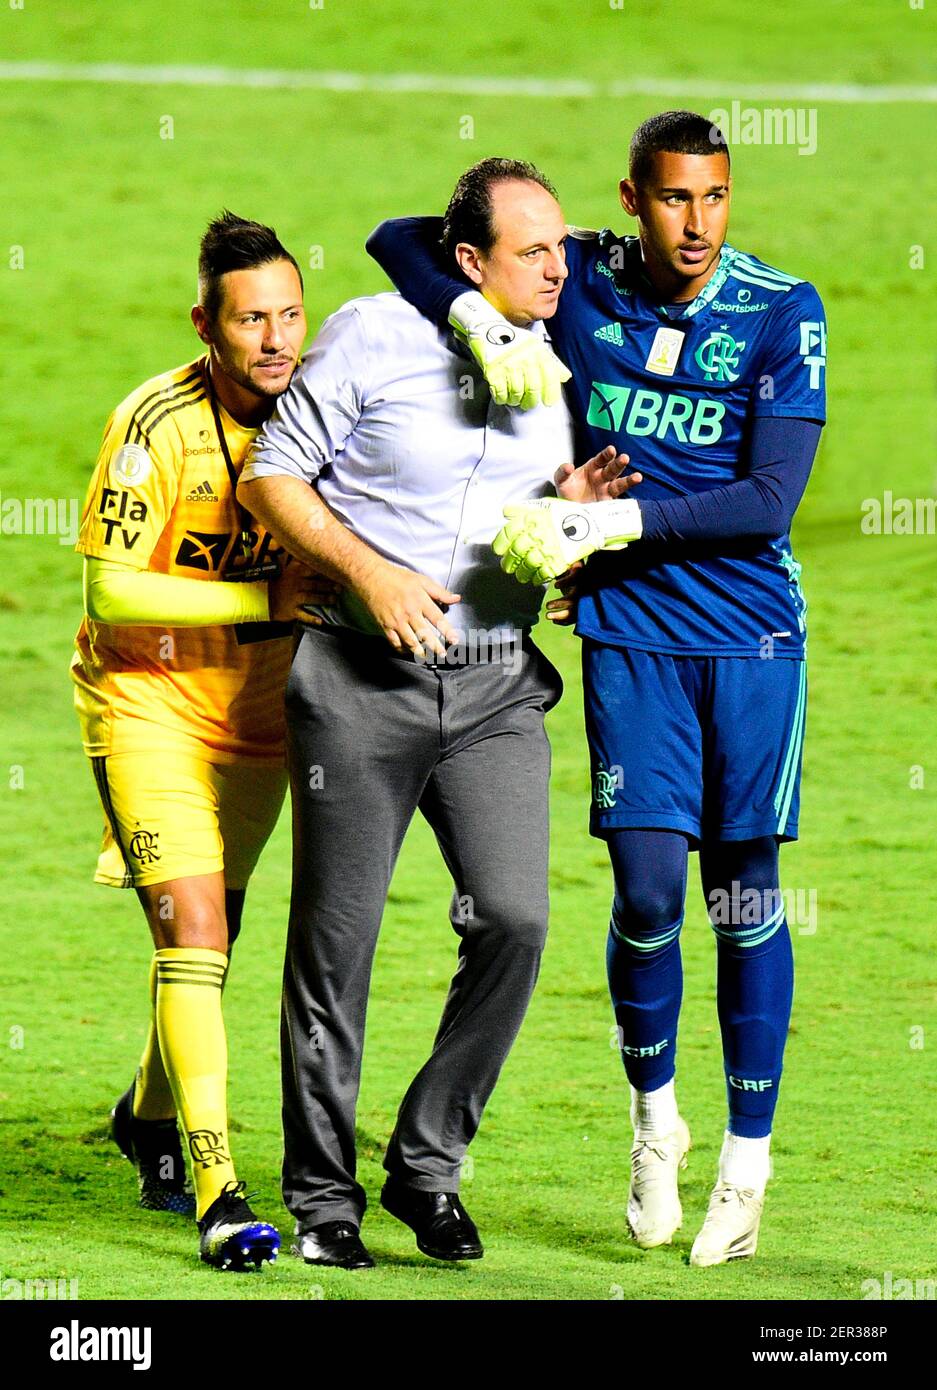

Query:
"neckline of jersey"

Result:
[[648, 245, 735, 323], [603, 235, 737, 323]]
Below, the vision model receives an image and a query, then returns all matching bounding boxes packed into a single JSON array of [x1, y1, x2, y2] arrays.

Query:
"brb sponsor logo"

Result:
[[175, 528, 285, 577], [587, 381, 725, 445]]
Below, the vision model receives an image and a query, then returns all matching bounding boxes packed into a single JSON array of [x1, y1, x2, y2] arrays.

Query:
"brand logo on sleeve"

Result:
[[798, 320, 827, 388], [97, 487, 148, 550], [111, 444, 152, 488]]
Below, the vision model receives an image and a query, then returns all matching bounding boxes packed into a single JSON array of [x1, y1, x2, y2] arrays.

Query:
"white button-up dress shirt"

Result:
[[241, 292, 576, 642]]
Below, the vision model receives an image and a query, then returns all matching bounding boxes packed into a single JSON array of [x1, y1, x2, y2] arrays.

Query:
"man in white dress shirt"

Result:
[[239, 158, 634, 1269]]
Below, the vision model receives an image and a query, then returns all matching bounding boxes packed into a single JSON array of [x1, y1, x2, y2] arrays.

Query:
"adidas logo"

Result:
[[594, 322, 624, 346], [185, 481, 219, 503]]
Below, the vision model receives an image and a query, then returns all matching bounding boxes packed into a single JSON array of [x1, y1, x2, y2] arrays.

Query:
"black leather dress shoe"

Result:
[[294, 1220, 375, 1269], [380, 1179, 484, 1260]]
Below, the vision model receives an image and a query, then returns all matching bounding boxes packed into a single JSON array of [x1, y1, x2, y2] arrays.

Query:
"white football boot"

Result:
[[689, 1181, 764, 1267], [627, 1115, 692, 1248]]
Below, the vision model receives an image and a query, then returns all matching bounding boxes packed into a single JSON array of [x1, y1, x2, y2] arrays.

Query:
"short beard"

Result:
[[211, 347, 269, 402], [242, 368, 288, 400]]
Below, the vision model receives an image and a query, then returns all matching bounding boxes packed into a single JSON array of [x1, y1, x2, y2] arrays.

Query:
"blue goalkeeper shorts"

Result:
[[582, 640, 806, 844]]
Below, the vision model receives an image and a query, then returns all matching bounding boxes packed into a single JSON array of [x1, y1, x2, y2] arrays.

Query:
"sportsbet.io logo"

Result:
[[694, 330, 746, 383]]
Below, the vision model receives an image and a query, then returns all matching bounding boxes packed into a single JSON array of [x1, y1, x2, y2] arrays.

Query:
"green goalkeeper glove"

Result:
[[448, 291, 571, 409], [493, 497, 643, 585]]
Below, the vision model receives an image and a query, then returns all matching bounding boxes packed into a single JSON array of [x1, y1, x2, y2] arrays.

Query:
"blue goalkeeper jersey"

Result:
[[553, 232, 827, 658]]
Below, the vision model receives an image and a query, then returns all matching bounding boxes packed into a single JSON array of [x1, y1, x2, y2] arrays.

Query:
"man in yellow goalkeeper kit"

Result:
[[71, 211, 332, 1271]]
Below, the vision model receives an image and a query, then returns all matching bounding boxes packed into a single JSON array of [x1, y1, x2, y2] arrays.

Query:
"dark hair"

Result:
[[442, 158, 558, 257], [629, 110, 730, 187], [197, 210, 303, 319]]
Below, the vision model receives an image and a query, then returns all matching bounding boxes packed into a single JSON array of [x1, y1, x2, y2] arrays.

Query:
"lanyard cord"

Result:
[[204, 360, 255, 558]]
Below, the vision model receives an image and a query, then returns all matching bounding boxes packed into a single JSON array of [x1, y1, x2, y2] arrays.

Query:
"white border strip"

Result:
[[0, 61, 934, 104]]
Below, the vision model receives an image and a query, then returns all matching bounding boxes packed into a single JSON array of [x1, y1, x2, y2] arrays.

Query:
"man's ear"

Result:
[[619, 178, 639, 219], [191, 304, 213, 346], [454, 242, 484, 286]]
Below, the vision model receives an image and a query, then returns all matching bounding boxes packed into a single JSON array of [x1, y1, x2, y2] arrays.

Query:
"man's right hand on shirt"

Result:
[[270, 558, 342, 624], [354, 560, 460, 658]]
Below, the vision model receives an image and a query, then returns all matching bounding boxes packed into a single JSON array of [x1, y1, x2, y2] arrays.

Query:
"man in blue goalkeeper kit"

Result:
[[367, 110, 826, 1267]]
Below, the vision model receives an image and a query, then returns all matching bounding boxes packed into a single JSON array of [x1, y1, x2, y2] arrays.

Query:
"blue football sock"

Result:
[[700, 837, 794, 1140], [605, 830, 690, 1093]]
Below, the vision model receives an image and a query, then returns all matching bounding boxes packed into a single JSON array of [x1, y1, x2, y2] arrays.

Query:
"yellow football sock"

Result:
[[132, 956, 177, 1122], [154, 947, 236, 1219]]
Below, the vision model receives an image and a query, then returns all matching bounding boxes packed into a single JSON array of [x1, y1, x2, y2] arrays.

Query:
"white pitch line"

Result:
[[0, 60, 934, 104]]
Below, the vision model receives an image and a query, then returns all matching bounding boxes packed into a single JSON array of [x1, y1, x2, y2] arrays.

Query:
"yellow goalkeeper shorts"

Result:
[[88, 747, 287, 889]]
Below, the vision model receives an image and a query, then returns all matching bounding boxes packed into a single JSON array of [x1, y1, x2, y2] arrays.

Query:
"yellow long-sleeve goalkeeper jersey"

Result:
[[71, 357, 292, 764]]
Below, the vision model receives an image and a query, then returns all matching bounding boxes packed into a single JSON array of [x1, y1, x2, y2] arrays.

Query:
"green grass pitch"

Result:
[[0, 1, 934, 1302]]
